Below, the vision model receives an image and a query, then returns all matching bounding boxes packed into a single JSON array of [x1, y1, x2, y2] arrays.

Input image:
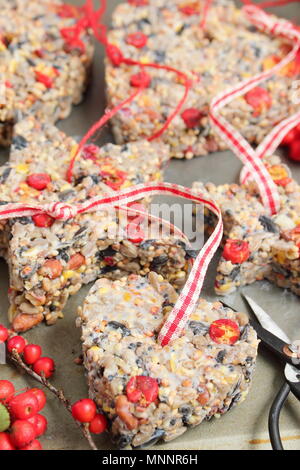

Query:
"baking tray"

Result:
[[0, 0, 300, 450]]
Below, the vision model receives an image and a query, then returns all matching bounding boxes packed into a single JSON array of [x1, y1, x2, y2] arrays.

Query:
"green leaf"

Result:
[[0, 403, 10, 432]]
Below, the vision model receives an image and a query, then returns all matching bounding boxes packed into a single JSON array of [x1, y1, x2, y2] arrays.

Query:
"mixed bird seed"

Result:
[[78, 272, 258, 448], [106, 0, 299, 159], [0, 116, 193, 332], [0, 0, 93, 146], [192, 155, 300, 296]]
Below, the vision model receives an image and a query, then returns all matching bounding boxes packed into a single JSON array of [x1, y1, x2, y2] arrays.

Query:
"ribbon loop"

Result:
[[210, 4, 300, 215], [0, 183, 223, 347], [45, 202, 78, 221], [238, 5, 300, 186]]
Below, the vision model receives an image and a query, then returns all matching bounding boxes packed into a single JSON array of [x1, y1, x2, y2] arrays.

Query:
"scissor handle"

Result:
[[268, 382, 290, 450], [288, 380, 300, 401]]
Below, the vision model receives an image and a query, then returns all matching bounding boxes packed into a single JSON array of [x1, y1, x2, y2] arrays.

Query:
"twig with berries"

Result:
[[0, 325, 107, 450]]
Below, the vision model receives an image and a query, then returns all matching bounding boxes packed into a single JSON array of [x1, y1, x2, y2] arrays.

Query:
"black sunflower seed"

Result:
[[229, 266, 240, 280], [74, 226, 87, 238], [133, 429, 165, 449], [96, 246, 117, 258], [100, 265, 117, 274], [216, 350, 226, 363], [139, 239, 156, 250], [259, 215, 279, 233], [57, 248, 70, 263], [0, 167, 11, 184], [189, 321, 209, 335], [116, 434, 132, 449], [107, 321, 131, 337], [151, 255, 168, 267], [59, 190, 76, 201], [12, 135, 28, 150]]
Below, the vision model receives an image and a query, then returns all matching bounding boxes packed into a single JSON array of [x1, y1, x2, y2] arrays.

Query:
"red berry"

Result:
[[20, 439, 42, 450], [245, 87, 272, 115], [0, 380, 15, 401], [26, 173, 51, 191], [33, 357, 55, 379], [100, 169, 128, 191], [126, 32, 148, 48], [209, 319, 240, 345], [35, 71, 53, 88], [89, 413, 107, 434], [222, 239, 250, 264], [289, 140, 300, 162], [181, 108, 204, 129], [128, 0, 148, 5], [71, 399, 97, 423], [0, 432, 15, 450], [32, 214, 55, 228], [126, 376, 158, 406], [9, 391, 39, 420], [29, 389, 46, 412], [27, 414, 47, 437], [267, 164, 292, 187], [23, 344, 42, 365], [130, 71, 151, 88], [126, 223, 145, 243], [179, 5, 198, 16], [281, 128, 298, 146], [0, 324, 8, 343], [7, 335, 26, 354], [10, 420, 36, 448]]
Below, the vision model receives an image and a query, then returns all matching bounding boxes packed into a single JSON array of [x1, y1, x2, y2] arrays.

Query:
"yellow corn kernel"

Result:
[[216, 282, 233, 293], [98, 287, 109, 295], [16, 163, 29, 174], [69, 144, 78, 161], [140, 56, 149, 64], [121, 180, 131, 189], [63, 270, 75, 280], [123, 293, 131, 301], [9, 60, 17, 73], [169, 353, 176, 372], [275, 251, 286, 264], [60, 183, 72, 191], [89, 346, 100, 352]]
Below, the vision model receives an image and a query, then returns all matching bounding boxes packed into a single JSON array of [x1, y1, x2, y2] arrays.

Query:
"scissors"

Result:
[[242, 295, 300, 450], [222, 295, 300, 450]]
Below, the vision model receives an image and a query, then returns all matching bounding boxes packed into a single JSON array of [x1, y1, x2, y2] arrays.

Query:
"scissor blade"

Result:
[[243, 294, 291, 344]]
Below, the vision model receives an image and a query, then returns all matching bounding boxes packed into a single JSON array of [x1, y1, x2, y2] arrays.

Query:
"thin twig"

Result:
[[8, 350, 98, 451]]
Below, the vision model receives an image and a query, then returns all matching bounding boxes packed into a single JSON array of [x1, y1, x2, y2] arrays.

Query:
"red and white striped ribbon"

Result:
[[210, 5, 300, 214], [239, 5, 300, 184], [0, 182, 223, 347]]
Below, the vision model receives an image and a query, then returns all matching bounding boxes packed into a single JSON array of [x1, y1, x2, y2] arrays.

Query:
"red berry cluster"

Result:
[[0, 325, 55, 379], [0, 325, 107, 446], [0, 381, 47, 450], [71, 399, 107, 434], [281, 124, 300, 162]]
